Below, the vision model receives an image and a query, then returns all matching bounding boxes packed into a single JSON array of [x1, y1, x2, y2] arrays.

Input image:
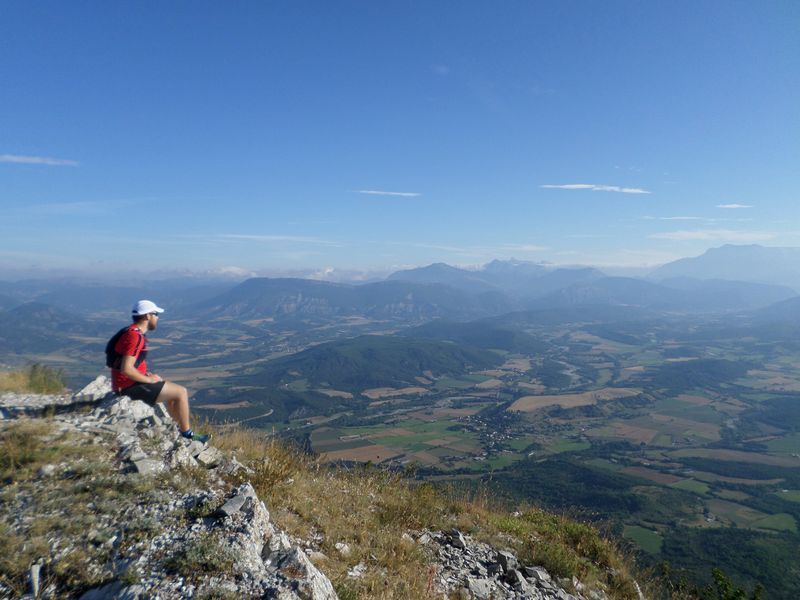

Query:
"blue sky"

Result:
[[1, 1, 798, 279]]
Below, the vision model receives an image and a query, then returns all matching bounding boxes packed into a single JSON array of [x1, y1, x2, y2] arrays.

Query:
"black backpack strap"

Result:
[[132, 330, 147, 368], [106, 326, 146, 369]]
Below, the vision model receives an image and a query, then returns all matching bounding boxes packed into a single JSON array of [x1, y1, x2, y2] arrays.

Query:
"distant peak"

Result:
[[482, 258, 545, 272]]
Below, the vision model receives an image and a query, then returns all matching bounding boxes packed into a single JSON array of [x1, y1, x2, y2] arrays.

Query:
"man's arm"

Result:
[[120, 354, 161, 384]]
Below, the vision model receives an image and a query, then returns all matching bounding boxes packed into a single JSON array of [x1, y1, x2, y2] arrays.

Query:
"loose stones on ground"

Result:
[[2, 378, 340, 600]]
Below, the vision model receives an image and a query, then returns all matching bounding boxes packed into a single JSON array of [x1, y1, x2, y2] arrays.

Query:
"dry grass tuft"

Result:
[[210, 422, 644, 600], [0, 421, 121, 595], [0, 364, 65, 394], [0, 370, 29, 393], [0, 420, 208, 597]]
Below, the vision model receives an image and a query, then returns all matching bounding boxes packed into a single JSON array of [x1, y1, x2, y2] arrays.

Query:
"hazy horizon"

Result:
[[0, 255, 649, 284], [2, 3, 798, 276], [1, 243, 799, 288], [0, 245, 751, 284]]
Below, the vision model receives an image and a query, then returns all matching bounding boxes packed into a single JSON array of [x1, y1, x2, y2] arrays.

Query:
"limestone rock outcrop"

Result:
[[1, 376, 338, 600]]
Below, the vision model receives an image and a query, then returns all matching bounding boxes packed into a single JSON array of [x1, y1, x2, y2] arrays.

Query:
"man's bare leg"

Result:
[[156, 381, 191, 432]]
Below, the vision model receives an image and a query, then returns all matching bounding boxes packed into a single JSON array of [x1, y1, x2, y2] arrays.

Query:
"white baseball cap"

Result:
[[132, 300, 165, 316]]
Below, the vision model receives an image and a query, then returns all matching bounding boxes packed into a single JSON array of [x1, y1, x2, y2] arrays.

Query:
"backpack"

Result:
[[105, 327, 146, 369]]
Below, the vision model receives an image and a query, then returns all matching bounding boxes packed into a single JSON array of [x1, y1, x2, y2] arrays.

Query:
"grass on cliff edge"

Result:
[[0, 419, 207, 598], [0, 364, 66, 394], [212, 423, 644, 600], [0, 420, 122, 595]]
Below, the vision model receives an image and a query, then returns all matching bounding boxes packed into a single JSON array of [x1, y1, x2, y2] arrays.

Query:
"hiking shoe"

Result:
[[179, 429, 212, 444]]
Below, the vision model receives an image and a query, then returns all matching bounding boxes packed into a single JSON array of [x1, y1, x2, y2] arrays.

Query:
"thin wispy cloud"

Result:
[[392, 241, 469, 253], [213, 234, 342, 246], [386, 241, 548, 257], [650, 229, 775, 242], [29, 201, 122, 215], [541, 184, 651, 194], [498, 243, 548, 252], [4, 200, 132, 218], [286, 220, 339, 226], [353, 189, 421, 198], [642, 215, 753, 223], [0, 154, 79, 166], [716, 203, 752, 209], [642, 215, 703, 221]]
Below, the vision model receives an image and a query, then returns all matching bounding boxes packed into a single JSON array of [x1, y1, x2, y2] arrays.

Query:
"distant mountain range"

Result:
[[528, 276, 795, 312], [0, 245, 797, 328], [386, 249, 798, 311], [649, 244, 800, 291], [388, 260, 604, 297], [192, 277, 513, 321]]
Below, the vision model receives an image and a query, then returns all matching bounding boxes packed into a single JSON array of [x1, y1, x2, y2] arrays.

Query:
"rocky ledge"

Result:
[[1, 377, 337, 600], [0, 377, 640, 600]]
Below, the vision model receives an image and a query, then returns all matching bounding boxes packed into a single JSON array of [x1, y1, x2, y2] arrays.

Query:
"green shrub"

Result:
[[164, 533, 236, 578], [700, 568, 764, 600], [526, 539, 581, 579]]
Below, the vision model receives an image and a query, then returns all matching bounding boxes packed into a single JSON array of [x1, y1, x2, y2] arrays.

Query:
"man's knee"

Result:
[[157, 381, 187, 404], [173, 383, 188, 401]]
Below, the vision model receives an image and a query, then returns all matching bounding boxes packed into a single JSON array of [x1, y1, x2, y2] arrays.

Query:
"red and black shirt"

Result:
[[110, 325, 148, 392]]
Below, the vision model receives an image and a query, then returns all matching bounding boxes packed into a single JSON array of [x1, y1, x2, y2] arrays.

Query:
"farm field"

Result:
[[671, 479, 711, 494], [752, 513, 797, 533], [766, 432, 800, 454], [508, 387, 640, 412], [623, 526, 663, 554], [776, 490, 800, 503], [670, 448, 800, 467], [361, 386, 428, 399], [310, 416, 485, 468]]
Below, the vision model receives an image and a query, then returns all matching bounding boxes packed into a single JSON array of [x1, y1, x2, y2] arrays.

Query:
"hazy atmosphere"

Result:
[[2, 2, 798, 278], [3, 4, 800, 598]]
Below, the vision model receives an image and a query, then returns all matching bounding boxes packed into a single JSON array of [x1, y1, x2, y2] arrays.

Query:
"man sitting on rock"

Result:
[[108, 299, 209, 443]]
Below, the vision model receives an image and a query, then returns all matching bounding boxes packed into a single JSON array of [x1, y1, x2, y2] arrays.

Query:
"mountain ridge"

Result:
[[650, 244, 800, 290]]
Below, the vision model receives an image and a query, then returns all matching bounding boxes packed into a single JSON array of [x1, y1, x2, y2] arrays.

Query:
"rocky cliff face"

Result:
[[0, 378, 641, 600]]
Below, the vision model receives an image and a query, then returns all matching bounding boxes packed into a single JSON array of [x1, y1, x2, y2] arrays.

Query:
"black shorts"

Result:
[[118, 381, 166, 406]]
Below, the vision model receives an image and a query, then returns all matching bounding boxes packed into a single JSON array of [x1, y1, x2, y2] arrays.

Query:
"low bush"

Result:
[[164, 533, 236, 578]]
